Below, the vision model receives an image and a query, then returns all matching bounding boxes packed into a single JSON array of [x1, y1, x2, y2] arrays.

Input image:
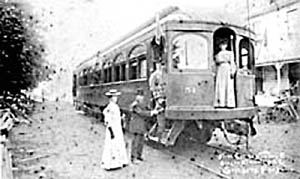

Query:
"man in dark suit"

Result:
[[129, 89, 157, 163]]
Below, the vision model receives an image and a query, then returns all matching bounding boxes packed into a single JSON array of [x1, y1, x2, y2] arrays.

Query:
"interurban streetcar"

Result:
[[72, 7, 257, 147]]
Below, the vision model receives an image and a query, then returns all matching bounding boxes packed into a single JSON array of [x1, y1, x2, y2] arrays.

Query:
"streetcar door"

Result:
[[213, 28, 255, 108], [236, 38, 256, 107], [213, 27, 237, 108], [166, 32, 215, 109]]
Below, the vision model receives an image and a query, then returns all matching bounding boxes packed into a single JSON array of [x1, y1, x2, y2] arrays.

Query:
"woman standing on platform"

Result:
[[214, 39, 236, 108], [101, 89, 129, 170]]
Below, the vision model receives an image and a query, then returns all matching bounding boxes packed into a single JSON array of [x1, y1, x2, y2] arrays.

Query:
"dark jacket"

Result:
[[129, 100, 151, 134]]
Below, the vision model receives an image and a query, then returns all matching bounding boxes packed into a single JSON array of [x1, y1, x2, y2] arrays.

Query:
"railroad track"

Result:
[[147, 140, 231, 179], [147, 138, 300, 179], [161, 147, 231, 179]]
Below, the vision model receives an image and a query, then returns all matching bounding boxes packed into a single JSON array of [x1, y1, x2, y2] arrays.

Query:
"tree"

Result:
[[0, 1, 48, 94]]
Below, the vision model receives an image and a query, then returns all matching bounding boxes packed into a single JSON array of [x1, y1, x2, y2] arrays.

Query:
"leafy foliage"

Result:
[[0, 1, 49, 94]]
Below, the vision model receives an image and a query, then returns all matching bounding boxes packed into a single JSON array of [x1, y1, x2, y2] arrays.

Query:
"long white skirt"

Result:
[[101, 123, 129, 170], [214, 63, 236, 107]]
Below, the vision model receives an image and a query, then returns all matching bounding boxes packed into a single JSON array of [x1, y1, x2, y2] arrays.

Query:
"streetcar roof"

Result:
[[74, 53, 98, 72], [175, 6, 245, 25], [99, 6, 248, 55], [75, 6, 249, 70]]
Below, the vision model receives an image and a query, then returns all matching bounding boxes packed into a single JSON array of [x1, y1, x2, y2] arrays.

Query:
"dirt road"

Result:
[[9, 101, 218, 179], [8, 101, 300, 179]]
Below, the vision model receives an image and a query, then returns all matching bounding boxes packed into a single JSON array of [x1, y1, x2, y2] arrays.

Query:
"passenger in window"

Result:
[[148, 60, 167, 144], [214, 39, 236, 108]]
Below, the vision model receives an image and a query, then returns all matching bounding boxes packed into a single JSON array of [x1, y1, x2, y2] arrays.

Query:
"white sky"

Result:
[[22, 0, 233, 68]]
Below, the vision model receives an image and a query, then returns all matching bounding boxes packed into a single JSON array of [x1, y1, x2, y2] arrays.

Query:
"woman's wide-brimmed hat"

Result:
[[105, 89, 121, 96]]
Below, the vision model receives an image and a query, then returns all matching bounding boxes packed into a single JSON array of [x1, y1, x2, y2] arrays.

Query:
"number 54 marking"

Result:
[[184, 87, 196, 94]]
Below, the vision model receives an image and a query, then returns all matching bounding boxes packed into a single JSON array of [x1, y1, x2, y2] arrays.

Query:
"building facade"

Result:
[[248, 0, 300, 95]]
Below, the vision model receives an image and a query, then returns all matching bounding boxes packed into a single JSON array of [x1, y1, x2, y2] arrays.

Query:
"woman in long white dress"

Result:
[[214, 40, 236, 108], [101, 89, 129, 170]]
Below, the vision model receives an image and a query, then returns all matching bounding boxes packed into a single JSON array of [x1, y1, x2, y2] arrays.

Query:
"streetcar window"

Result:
[[108, 67, 112, 82], [103, 60, 112, 83], [115, 65, 120, 81], [91, 71, 98, 84], [172, 34, 208, 70], [72, 74, 77, 96], [104, 69, 108, 83], [113, 54, 126, 82], [95, 70, 101, 84], [79, 71, 83, 86], [129, 57, 147, 79], [128, 44, 147, 80], [86, 70, 90, 85], [140, 57, 147, 78], [120, 63, 126, 81], [104, 68, 112, 83], [87, 69, 93, 85], [91, 71, 96, 84], [93, 62, 101, 84], [78, 72, 82, 86], [239, 38, 254, 71], [241, 48, 249, 67], [83, 69, 88, 86], [129, 60, 138, 80]]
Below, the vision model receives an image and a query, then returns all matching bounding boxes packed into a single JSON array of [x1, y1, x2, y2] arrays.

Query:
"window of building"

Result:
[[113, 54, 126, 81], [128, 44, 147, 80], [251, 21, 268, 46], [172, 34, 208, 70], [286, 9, 298, 38]]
